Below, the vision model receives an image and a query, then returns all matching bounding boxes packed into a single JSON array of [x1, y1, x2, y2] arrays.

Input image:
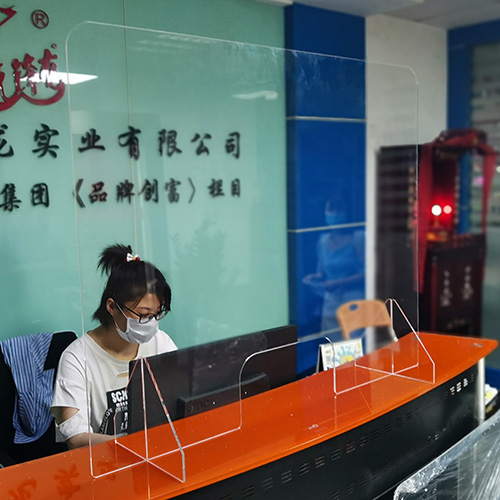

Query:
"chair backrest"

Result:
[[336, 300, 392, 340], [0, 331, 76, 466]]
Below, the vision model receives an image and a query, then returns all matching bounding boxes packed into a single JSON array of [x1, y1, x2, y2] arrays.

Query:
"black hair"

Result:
[[92, 243, 172, 328]]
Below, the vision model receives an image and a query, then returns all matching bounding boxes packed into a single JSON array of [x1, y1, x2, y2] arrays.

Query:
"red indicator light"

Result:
[[431, 204, 442, 217], [443, 205, 452, 215]]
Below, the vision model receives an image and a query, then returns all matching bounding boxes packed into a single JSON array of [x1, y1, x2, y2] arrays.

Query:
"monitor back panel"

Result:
[[128, 325, 297, 433]]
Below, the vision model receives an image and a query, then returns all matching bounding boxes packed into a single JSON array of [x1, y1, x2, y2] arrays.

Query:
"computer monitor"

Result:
[[127, 324, 297, 434]]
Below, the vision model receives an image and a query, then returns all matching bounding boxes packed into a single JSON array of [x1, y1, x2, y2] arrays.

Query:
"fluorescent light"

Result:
[[233, 90, 278, 100], [252, 0, 293, 5], [21, 70, 97, 85]]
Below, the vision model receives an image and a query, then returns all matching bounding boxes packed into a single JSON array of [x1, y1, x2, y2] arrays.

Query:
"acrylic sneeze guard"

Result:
[[65, 22, 425, 482]]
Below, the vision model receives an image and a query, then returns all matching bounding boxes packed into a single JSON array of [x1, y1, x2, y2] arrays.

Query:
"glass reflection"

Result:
[[302, 194, 365, 339]]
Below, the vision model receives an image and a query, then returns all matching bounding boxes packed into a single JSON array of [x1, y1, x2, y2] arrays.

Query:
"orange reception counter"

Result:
[[0, 333, 496, 500]]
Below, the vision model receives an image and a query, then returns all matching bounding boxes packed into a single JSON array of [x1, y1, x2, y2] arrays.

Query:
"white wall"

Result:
[[366, 14, 447, 144], [365, 15, 447, 303]]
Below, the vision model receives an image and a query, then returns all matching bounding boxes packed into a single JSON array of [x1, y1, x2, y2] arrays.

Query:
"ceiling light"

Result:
[[21, 70, 97, 85], [233, 90, 278, 100]]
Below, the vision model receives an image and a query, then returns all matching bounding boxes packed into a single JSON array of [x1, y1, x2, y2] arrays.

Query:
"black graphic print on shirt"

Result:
[[99, 387, 128, 435]]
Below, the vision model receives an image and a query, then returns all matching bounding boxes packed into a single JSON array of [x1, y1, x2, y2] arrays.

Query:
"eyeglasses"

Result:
[[118, 303, 168, 324]]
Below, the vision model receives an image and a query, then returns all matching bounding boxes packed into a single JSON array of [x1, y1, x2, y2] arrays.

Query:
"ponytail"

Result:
[[92, 244, 171, 327]]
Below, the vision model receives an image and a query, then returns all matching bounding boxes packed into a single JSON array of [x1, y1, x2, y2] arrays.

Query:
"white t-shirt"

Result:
[[51, 330, 177, 442]]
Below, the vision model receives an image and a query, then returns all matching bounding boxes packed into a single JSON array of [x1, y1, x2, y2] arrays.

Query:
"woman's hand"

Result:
[[302, 273, 324, 285]]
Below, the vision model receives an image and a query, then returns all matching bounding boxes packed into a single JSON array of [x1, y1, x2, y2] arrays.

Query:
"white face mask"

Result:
[[114, 306, 159, 344]]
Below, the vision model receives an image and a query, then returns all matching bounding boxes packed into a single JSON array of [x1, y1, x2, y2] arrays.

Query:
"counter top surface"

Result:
[[0, 333, 496, 500]]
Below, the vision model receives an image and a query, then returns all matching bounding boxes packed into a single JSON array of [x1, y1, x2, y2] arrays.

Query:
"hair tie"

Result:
[[126, 253, 140, 262]]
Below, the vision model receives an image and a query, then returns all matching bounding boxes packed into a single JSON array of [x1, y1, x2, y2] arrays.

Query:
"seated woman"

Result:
[[51, 244, 177, 449]]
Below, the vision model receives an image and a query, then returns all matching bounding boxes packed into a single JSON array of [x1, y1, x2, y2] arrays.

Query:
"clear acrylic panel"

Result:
[[239, 336, 334, 425], [238, 334, 433, 443], [66, 22, 289, 347], [367, 61, 420, 339], [85, 352, 187, 481], [65, 21, 420, 481], [331, 299, 435, 395], [112, 332, 267, 481]]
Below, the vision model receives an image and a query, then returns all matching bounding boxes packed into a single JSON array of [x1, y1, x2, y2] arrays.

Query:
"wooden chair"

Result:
[[336, 299, 396, 341]]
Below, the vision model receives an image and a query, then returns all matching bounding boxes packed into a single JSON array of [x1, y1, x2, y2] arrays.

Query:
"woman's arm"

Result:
[[324, 272, 364, 291], [51, 406, 114, 449], [67, 432, 114, 449]]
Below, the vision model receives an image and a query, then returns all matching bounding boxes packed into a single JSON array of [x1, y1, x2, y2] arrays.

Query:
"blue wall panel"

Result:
[[448, 45, 471, 129], [285, 3, 365, 59], [288, 120, 366, 230], [449, 19, 500, 47], [286, 50, 365, 119], [286, 3, 366, 375], [448, 19, 500, 129], [288, 230, 327, 336]]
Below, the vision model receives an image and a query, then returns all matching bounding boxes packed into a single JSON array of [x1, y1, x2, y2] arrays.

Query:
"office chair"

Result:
[[0, 330, 76, 466]]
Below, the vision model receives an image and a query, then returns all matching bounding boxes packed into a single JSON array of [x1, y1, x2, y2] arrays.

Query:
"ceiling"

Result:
[[265, 0, 500, 29]]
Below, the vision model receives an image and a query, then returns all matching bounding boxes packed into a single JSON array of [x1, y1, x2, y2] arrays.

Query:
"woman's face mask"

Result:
[[325, 212, 347, 227], [114, 306, 159, 344]]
